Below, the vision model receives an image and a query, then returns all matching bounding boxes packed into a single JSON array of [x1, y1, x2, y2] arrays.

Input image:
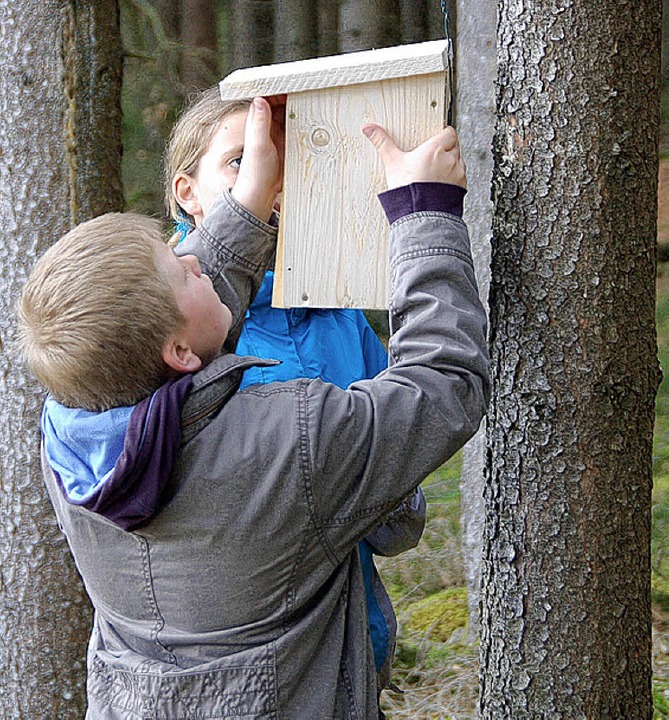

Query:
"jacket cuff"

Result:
[[379, 182, 466, 224]]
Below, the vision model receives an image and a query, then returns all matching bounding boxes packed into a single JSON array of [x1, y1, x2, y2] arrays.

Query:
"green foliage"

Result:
[[654, 286, 669, 421], [120, 0, 229, 218], [655, 278, 669, 610], [653, 470, 669, 613], [384, 629, 478, 718], [661, 84, 669, 159], [654, 274, 669, 716], [654, 674, 669, 719], [121, 68, 175, 217], [120, 0, 181, 217], [377, 453, 465, 608], [404, 587, 468, 643], [394, 633, 472, 676], [378, 458, 477, 717]]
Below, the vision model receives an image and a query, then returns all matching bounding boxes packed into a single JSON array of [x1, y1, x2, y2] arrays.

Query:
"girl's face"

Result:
[[176, 109, 248, 227]]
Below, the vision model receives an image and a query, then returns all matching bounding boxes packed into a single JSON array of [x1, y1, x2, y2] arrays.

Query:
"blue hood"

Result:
[[42, 376, 192, 530]]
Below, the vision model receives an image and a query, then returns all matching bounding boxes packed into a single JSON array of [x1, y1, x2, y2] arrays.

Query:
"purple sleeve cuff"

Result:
[[378, 182, 466, 224]]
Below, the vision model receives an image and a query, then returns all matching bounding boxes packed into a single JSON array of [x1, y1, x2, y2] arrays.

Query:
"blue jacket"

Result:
[[236, 270, 426, 685], [237, 271, 388, 389]]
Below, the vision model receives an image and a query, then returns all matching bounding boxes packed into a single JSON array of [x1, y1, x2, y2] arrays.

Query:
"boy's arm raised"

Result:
[[303, 126, 490, 556]]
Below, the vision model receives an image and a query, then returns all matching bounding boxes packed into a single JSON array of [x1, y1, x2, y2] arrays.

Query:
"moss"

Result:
[[654, 675, 669, 719], [393, 637, 420, 671], [653, 467, 669, 602], [653, 571, 669, 614], [405, 587, 468, 643]]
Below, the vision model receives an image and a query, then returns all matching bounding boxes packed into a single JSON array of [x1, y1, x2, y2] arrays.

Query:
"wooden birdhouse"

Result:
[[219, 40, 451, 309]]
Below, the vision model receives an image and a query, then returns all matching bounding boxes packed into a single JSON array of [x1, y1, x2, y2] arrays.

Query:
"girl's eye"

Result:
[[228, 156, 242, 170]]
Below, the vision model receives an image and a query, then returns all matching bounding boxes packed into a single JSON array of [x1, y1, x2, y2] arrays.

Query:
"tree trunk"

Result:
[[398, 0, 427, 44], [480, 1, 661, 718], [180, 0, 219, 91], [318, 1, 339, 57], [0, 1, 122, 716], [274, 0, 318, 62], [426, 0, 453, 42], [70, 1, 124, 221], [156, 0, 180, 39], [227, 0, 274, 70], [338, 0, 401, 52], [455, 0, 496, 645]]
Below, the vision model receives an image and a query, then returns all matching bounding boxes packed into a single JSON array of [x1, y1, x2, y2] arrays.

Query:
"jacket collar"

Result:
[[181, 353, 280, 444]]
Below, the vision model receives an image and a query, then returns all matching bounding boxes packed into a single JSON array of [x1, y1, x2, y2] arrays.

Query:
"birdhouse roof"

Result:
[[219, 39, 449, 100]]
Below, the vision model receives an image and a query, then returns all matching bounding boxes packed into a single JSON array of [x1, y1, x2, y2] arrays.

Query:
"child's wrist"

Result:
[[378, 182, 466, 224], [230, 185, 276, 223]]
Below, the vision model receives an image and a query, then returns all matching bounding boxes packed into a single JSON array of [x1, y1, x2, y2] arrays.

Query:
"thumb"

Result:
[[244, 97, 271, 148], [362, 123, 400, 163]]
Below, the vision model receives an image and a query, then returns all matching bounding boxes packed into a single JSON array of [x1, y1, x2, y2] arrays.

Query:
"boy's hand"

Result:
[[232, 97, 285, 222], [362, 124, 466, 191]]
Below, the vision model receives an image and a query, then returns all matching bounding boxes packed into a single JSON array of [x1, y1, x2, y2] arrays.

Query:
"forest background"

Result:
[[119, 1, 669, 717], [0, 0, 662, 718]]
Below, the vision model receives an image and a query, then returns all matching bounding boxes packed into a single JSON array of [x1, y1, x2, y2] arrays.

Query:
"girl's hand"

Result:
[[362, 124, 466, 191], [232, 97, 285, 221]]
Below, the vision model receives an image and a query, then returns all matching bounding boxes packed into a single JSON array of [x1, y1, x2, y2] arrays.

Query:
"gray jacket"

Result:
[[42, 191, 489, 719]]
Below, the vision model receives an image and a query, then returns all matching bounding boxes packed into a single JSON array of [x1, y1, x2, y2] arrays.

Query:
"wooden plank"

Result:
[[219, 40, 449, 99], [273, 72, 446, 309]]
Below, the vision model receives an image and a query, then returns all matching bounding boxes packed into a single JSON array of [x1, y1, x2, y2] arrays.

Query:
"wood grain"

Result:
[[219, 40, 448, 99], [274, 73, 446, 308]]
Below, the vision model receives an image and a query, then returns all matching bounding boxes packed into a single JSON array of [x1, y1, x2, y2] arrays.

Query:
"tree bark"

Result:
[[156, 0, 180, 40], [0, 1, 122, 716], [274, 0, 318, 62], [455, 0, 496, 645], [480, 1, 661, 718], [180, 0, 219, 91], [318, 1, 339, 57], [338, 0, 401, 52], [69, 1, 124, 221], [398, 0, 427, 44], [227, 0, 274, 70]]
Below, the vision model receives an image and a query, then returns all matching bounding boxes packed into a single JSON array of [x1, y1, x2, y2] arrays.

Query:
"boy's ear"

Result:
[[173, 173, 202, 219], [162, 337, 202, 374]]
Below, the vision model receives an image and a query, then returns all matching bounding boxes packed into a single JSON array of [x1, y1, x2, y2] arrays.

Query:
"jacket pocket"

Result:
[[87, 648, 278, 719]]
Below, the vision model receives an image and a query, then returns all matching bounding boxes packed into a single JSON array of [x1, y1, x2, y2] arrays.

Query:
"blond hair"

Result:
[[17, 213, 184, 411], [163, 87, 250, 223]]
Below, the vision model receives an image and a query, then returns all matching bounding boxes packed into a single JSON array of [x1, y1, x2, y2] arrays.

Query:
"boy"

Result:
[[164, 87, 426, 699], [18, 97, 489, 719]]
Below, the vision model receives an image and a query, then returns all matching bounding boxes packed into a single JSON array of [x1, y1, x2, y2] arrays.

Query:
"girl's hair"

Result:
[[163, 87, 251, 225], [17, 213, 184, 411]]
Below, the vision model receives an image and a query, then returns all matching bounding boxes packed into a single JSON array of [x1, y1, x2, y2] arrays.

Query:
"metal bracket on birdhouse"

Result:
[[441, 0, 455, 126]]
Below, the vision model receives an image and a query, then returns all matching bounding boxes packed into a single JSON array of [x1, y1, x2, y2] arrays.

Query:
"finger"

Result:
[[362, 123, 401, 165], [269, 101, 286, 164], [436, 125, 458, 152], [244, 97, 271, 148]]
